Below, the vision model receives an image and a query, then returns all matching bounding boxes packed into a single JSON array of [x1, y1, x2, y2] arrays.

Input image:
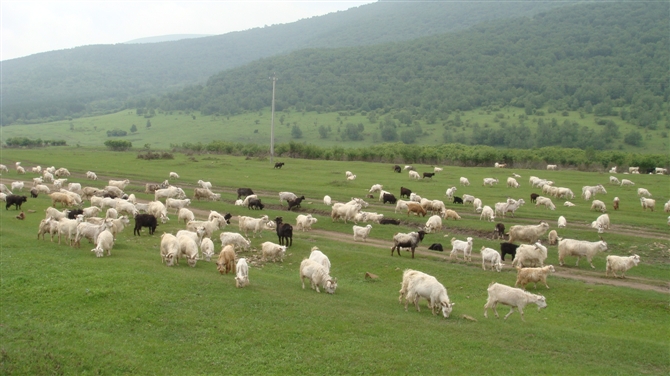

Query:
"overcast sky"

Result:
[[1, 1, 376, 61]]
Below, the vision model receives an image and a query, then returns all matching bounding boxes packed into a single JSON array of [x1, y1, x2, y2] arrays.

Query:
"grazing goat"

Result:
[[235, 258, 250, 287], [484, 282, 547, 322], [402, 270, 454, 318], [216, 245, 236, 274], [515, 265, 555, 289], [261, 241, 287, 262], [300, 259, 337, 294], [481, 247, 503, 272]]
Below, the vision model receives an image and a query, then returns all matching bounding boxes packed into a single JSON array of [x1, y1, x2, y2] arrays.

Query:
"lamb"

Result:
[[507, 177, 520, 188], [237, 215, 269, 238], [86, 171, 98, 180], [591, 214, 610, 233], [433, 167, 443, 173], [345, 171, 354, 178], [169, 172, 180, 179], [480, 247, 503, 272], [278, 191, 298, 206], [535, 196, 556, 210], [91, 229, 115, 257], [216, 245, 236, 273], [403, 271, 454, 318], [428, 243, 443, 252], [558, 238, 608, 268], [323, 195, 332, 206], [108, 179, 130, 190], [165, 198, 191, 215], [445, 187, 457, 201], [235, 258, 250, 288], [450, 237, 473, 261], [408, 170, 420, 180], [261, 241, 287, 262], [177, 208, 195, 224], [353, 224, 373, 241], [299, 259, 337, 294], [346, 174, 357, 181], [247, 197, 265, 210], [548, 230, 558, 245], [557, 216, 567, 228], [507, 222, 550, 244], [515, 265, 555, 289], [176, 233, 199, 267], [484, 282, 547, 322], [479, 205, 495, 222], [605, 254, 641, 278], [441, 209, 461, 221], [512, 242, 548, 268], [530, 193, 539, 203], [219, 232, 251, 251], [160, 233, 180, 266], [564, 201, 576, 207], [295, 214, 318, 231], [424, 215, 442, 233], [197, 180, 212, 190], [133, 214, 158, 236], [640, 197, 656, 211], [609, 176, 621, 185], [459, 177, 470, 186], [391, 230, 426, 258], [590, 200, 607, 213], [393, 165, 402, 173], [452, 196, 463, 204], [309, 247, 331, 274], [620, 179, 635, 187]]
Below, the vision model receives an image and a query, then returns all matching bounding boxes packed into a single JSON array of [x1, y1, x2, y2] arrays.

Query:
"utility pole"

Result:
[[270, 73, 277, 164]]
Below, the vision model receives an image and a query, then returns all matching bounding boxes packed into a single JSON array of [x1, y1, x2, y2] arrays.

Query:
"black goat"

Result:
[[423, 172, 435, 179], [275, 216, 293, 247], [453, 196, 463, 204], [30, 188, 39, 198], [494, 223, 506, 239], [247, 198, 264, 210], [400, 187, 412, 198], [237, 187, 254, 200], [134, 214, 158, 236], [383, 193, 397, 204], [67, 209, 84, 219], [379, 218, 400, 225], [274, 162, 285, 169], [530, 193, 540, 203], [428, 243, 444, 252], [5, 195, 27, 210], [287, 196, 305, 211], [393, 165, 401, 173], [500, 242, 520, 261]]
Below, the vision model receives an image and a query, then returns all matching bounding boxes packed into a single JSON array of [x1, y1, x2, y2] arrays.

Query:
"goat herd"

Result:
[[0, 160, 666, 322]]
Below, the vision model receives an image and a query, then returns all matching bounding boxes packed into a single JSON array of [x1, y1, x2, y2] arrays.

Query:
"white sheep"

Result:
[[609, 176, 620, 185], [535, 196, 556, 210], [557, 216, 567, 228], [295, 214, 318, 231], [323, 195, 332, 206], [187, 216, 227, 238], [408, 170, 420, 180], [558, 238, 608, 268], [548, 230, 558, 245], [200, 237, 215, 262], [299, 259, 337, 294], [261, 241, 287, 262], [423, 215, 442, 233], [479, 205, 495, 222], [445, 187, 457, 201], [546, 164, 557, 170], [219, 232, 251, 251], [483, 178, 499, 186], [10, 181, 24, 191], [564, 201, 576, 207], [450, 237, 473, 261], [177, 208, 195, 224], [591, 214, 610, 233], [353, 224, 373, 241], [160, 233, 180, 266], [237, 215, 269, 238], [347, 174, 357, 181], [278, 191, 298, 206], [620, 179, 635, 187], [166, 198, 191, 214], [197, 180, 212, 190], [86, 171, 98, 180], [368, 184, 384, 193], [512, 242, 548, 268], [637, 188, 652, 197], [404, 271, 454, 318], [459, 177, 470, 186], [605, 254, 641, 278], [640, 197, 656, 211], [108, 179, 130, 190], [235, 258, 250, 288], [590, 200, 607, 213], [507, 177, 520, 188], [308, 247, 331, 274], [508, 222, 550, 244], [515, 265, 555, 289], [483, 282, 547, 322], [57, 215, 84, 246], [177, 233, 199, 267], [169, 172, 180, 179], [441, 209, 461, 220]]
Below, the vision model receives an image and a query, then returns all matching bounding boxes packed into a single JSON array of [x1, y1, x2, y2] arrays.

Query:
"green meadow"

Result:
[[1, 148, 668, 374], [2, 106, 668, 154]]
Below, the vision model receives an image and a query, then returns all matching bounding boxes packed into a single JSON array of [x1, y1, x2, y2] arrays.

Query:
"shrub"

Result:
[[104, 140, 132, 151]]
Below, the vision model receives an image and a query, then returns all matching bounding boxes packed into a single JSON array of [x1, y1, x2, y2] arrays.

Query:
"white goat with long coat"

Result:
[[558, 238, 608, 268], [605, 254, 641, 278], [300, 259, 337, 294], [404, 271, 454, 318], [484, 282, 547, 322]]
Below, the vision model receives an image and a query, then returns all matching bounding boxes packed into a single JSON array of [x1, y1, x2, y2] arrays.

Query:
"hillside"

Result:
[[160, 2, 668, 132], [1, 0, 570, 125]]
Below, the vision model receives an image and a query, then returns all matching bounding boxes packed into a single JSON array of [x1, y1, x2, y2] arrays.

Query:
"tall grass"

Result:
[[0, 148, 668, 374]]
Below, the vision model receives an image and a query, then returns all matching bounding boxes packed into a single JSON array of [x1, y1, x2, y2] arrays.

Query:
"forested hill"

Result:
[[1, 0, 569, 126], [159, 2, 668, 127]]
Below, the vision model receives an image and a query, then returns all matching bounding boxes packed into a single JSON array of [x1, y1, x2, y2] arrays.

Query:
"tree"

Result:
[[318, 125, 330, 139], [380, 125, 398, 142], [130, 124, 138, 133], [104, 140, 132, 151], [291, 125, 303, 139], [624, 130, 643, 146], [146, 119, 152, 129], [400, 129, 417, 144]]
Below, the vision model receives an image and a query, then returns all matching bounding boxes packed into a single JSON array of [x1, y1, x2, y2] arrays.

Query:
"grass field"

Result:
[[1, 148, 668, 374], [1, 105, 668, 154]]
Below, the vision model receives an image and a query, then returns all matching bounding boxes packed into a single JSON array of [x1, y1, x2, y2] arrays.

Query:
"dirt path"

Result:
[[3, 174, 668, 294]]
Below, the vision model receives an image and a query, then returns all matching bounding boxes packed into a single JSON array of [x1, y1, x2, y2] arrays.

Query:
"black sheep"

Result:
[[134, 214, 158, 236], [453, 196, 464, 204], [500, 242, 520, 261], [379, 218, 400, 225], [383, 193, 397, 204], [67, 209, 84, 219], [30, 188, 39, 198], [393, 165, 401, 173], [274, 162, 285, 169], [400, 187, 412, 198], [423, 172, 435, 179], [530, 193, 540, 203], [247, 198, 264, 210], [275, 216, 293, 247], [494, 223, 506, 239], [5, 195, 27, 210]]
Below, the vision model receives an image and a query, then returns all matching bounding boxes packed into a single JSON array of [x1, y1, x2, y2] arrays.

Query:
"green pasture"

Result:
[[1, 148, 668, 374], [2, 105, 668, 154]]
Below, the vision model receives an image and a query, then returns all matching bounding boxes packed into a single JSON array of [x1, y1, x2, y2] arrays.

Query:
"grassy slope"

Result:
[[1, 106, 668, 154], [0, 148, 668, 374]]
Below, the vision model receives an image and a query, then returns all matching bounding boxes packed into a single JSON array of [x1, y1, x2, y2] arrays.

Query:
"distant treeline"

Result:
[[174, 141, 669, 171], [3, 137, 67, 147]]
